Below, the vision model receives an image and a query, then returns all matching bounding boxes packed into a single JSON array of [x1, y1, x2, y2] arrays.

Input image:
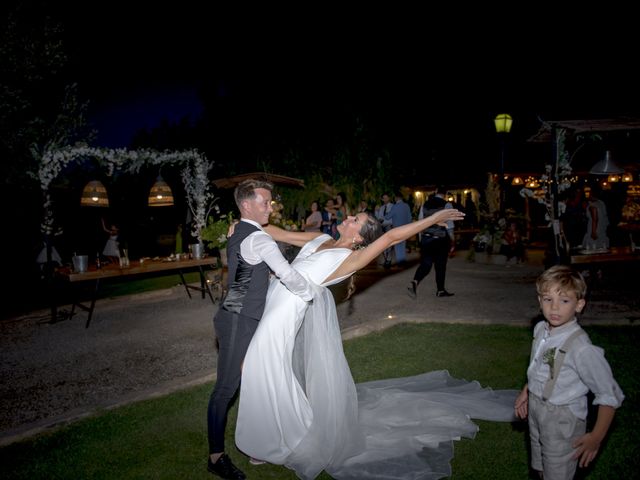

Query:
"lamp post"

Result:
[[494, 113, 513, 216]]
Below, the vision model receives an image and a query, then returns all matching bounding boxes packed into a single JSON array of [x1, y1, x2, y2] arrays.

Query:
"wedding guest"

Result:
[[582, 184, 610, 250], [357, 200, 371, 214], [500, 221, 526, 264], [407, 186, 455, 298], [560, 186, 587, 252], [303, 201, 322, 232], [101, 218, 120, 264], [384, 193, 412, 265], [322, 198, 337, 238], [335, 192, 351, 226], [376, 193, 394, 267]]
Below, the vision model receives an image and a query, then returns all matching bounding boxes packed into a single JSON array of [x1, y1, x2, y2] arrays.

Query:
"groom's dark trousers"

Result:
[[207, 220, 267, 455], [207, 310, 259, 454]]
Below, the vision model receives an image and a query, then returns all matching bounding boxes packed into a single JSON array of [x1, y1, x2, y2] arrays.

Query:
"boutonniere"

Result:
[[542, 347, 557, 378]]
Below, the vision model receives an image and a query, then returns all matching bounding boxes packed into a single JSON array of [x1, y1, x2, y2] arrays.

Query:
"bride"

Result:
[[235, 209, 518, 479]]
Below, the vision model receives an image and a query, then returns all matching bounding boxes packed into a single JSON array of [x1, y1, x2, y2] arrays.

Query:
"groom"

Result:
[[207, 179, 313, 479]]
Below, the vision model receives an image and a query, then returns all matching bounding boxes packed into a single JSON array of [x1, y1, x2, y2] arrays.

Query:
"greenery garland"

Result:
[[38, 146, 215, 242]]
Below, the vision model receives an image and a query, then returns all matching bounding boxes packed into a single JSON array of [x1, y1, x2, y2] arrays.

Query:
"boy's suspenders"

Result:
[[542, 329, 587, 401]]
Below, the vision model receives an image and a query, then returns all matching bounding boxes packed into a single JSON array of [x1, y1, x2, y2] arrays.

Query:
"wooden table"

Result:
[[569, 247, 640, 300], [56, 257, 222, 327], [569, 246, 640, 266]]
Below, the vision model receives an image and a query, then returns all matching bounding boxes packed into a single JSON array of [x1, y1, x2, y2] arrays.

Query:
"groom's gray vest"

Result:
[[221, 221, 271, 320]]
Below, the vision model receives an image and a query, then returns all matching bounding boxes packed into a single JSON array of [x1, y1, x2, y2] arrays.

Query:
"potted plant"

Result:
[[200, 213, 233, 265]]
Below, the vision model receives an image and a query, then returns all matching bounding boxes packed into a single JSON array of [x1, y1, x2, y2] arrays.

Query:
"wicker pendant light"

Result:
[[80, 180, 110, 207], [148, 176, 174, 207]]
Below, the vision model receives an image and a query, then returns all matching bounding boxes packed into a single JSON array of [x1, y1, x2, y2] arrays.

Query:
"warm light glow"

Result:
[[511, 177, 523, 186], [525, 177, 540, 188], [494, 113, 513, 133], [148, 176, 174, 207], [622, 173, 634, 182], [81, 180, 109, 207], [608, 174, 620, 183]]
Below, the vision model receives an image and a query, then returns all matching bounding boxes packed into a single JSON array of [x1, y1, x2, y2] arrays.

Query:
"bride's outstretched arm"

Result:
[[263, 224, 324, 247], [338, 209, 465, 275]]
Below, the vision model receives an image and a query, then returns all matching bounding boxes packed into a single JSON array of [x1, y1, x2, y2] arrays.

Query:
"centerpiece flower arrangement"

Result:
[[201, 210, 234, 250], [270, 200, 300, 231], [621, 197, 640, 224]]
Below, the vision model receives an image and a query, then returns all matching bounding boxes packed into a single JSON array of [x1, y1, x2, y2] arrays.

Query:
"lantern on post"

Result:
[[494, 113, 513, 215]]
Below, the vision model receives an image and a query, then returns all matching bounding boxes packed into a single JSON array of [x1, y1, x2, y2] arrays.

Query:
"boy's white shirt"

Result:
[[527, 318, 624, 419]]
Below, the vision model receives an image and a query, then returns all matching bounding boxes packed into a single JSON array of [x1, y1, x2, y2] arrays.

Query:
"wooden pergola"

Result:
[[528, 117, 640, 143], [528, 117, 640, 262]]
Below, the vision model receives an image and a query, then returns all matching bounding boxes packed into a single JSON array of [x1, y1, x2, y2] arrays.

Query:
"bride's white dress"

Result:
[[236, 235, 518, 479]]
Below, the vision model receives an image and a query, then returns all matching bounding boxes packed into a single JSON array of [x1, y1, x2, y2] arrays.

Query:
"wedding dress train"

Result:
[[236, 235, 518, 479]]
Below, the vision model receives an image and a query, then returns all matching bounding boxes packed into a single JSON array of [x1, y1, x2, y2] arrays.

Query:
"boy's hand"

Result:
[[573, 405, 615, 468], [572, 432, 602, 468], [514, 388, 528, 419]]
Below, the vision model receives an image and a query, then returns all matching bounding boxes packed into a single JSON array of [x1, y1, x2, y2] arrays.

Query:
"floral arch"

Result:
[[38, 146, 215, 242]]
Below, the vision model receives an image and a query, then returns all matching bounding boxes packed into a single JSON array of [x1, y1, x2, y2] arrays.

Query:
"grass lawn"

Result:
[[1, 323, 637, 479]]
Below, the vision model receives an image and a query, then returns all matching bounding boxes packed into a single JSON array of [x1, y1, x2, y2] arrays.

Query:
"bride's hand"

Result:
[[430, 209, 465, 226], [227, 220, 239, 238]]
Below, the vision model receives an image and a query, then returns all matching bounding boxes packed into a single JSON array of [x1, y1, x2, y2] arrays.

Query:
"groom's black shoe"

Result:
[[207, 454, 246, 479]]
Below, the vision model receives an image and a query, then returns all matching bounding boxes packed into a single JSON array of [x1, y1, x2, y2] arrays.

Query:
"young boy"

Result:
[[514, 265, 624, 479]]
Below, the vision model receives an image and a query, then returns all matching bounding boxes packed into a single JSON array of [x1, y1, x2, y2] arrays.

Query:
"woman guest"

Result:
[[101, 218, 120, 264], [302, 200, 322, 232]]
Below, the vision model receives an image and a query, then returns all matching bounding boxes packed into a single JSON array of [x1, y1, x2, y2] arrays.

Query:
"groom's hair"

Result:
[[358, 213, 384, 247], [234, 179, 274, 209]]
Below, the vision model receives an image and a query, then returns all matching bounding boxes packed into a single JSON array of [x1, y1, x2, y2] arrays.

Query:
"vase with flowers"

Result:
[[200, 213, 233, 266]]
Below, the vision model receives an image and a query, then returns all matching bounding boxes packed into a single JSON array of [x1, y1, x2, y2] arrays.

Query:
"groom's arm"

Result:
[[263, 224, 324, 247], [242, 232, 314, 301]]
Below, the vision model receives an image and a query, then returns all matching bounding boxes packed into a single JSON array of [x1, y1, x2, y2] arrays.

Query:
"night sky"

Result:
[[33, 3, 640, 179]]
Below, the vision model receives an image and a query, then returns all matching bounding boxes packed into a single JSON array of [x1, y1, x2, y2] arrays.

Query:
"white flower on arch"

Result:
[[38, 146, 215, 242]]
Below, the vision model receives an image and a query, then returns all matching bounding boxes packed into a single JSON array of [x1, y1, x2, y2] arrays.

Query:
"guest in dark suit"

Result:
[[407, 186, 455, 298], [207, 179, 313, 479]]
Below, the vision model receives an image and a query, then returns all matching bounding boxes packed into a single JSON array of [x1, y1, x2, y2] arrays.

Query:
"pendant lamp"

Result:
[[148, 176, 174, 207], [80, 180, 110, 207], [589, 150, 624, 175]]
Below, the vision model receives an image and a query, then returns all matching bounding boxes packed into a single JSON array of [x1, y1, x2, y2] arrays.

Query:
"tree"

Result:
[[0, 2, 94, 317]]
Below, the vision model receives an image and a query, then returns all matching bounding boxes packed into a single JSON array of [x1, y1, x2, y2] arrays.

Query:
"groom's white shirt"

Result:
[[238, 218, 313, 301]]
